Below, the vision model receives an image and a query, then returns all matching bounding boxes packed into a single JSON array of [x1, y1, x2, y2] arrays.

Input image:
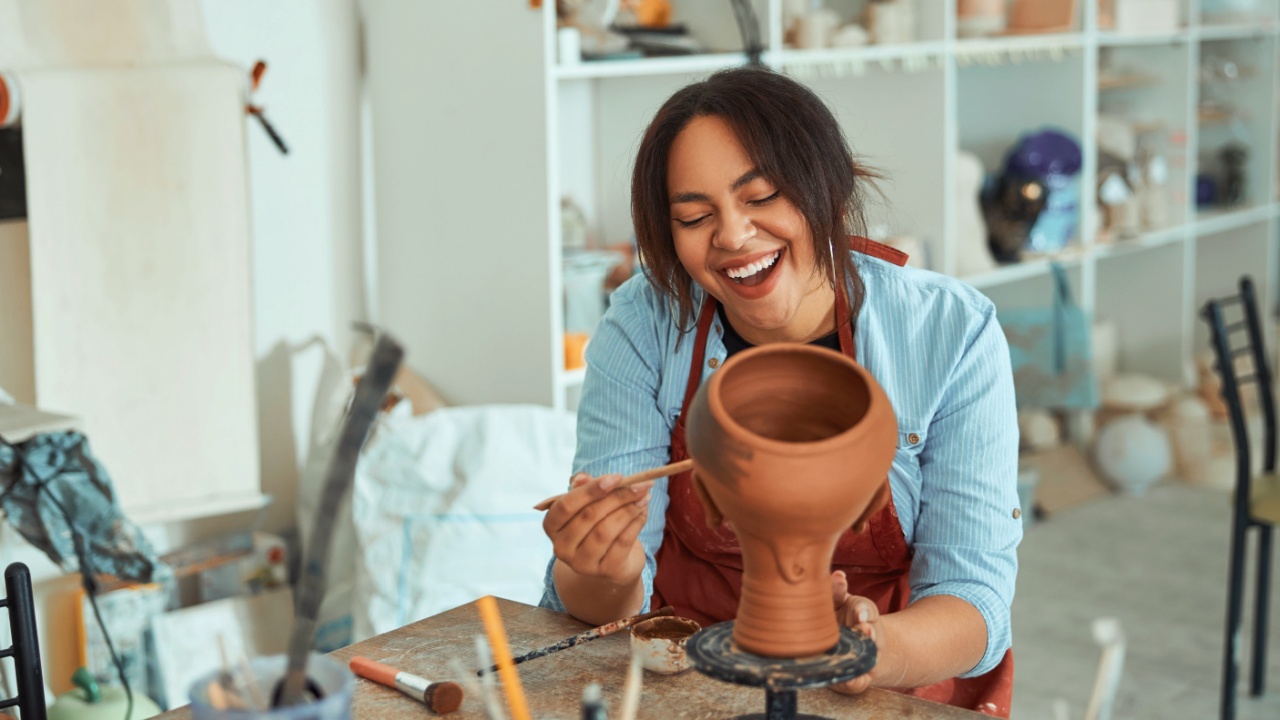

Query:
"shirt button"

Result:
[[708, 358, 720, 369], [907, 432, 920, 445], [1013, 508, 1022, 520]]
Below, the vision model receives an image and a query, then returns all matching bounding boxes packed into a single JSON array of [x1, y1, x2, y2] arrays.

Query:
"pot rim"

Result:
[[702, 343, 895, 456]]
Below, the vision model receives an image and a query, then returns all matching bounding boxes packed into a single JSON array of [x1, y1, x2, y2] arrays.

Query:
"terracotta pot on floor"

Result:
[[685, 344, 898, 658]]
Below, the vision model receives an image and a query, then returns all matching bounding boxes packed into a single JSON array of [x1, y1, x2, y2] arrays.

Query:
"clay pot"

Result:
[[630, 616, 701, 674], [685, 344, 898, 658]]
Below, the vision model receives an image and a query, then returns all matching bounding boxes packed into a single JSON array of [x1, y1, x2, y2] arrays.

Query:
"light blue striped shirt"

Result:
[[540, 253, 1021, 678]]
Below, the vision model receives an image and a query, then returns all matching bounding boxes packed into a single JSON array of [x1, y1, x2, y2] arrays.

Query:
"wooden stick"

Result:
[[533, 459, 693, 511], [477, 606, 674, 675], [477, 596, 531, 720], [618, 649, 643, 720], [472, 637, 506, 720]]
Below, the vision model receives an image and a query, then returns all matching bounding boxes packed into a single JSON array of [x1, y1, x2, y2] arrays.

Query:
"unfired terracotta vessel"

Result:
[[685, 344, 898, 658]]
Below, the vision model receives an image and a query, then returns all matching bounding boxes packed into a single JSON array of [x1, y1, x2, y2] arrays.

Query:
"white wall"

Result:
[[9, 1, 368, 696], [198, 0, 368, 537]]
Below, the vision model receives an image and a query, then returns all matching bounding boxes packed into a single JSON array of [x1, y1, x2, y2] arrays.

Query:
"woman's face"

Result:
[[667, 115, 835, 345]]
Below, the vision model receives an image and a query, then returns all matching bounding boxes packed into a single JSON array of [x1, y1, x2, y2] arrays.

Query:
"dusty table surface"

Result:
[[156, 597, 987, 719]]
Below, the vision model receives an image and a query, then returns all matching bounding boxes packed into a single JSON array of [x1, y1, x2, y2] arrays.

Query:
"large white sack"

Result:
[[352, 403, 575, 639]]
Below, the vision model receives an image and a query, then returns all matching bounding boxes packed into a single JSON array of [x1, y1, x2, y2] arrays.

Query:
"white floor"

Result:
[[1011, 482, 1280, 719]]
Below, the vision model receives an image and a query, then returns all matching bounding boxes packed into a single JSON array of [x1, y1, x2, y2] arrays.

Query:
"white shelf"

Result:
[[1093, 225, 1188, 259], [960, 249, 1085, 290], [555, 52, 748, 80], [557, 367, 587, 390], [774, 41, 948, 68], [1194, 204, 1274, 235], [128, 492, 271, 526], [0, 404, 79, 443], [1197, 23, 1279, 41], [1096, 30, 1192, 47]]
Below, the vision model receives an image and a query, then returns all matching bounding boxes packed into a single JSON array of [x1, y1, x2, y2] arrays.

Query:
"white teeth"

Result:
[[726, 251, 780, 279]]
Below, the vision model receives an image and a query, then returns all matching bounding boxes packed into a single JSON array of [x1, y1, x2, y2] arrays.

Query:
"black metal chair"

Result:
[[0, 562, 45, 720], [1202, 275, 1280, 720]]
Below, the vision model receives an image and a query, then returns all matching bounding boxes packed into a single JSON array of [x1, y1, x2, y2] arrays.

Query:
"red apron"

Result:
[[651, 238, 1015, 717]]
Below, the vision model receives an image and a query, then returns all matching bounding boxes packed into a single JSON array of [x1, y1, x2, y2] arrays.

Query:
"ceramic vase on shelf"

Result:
[[685, 345, 897, 658], [957, 0, 1007, 37]]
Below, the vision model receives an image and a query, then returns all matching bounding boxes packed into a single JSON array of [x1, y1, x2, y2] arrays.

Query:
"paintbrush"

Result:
[[477, 605, 674, 675], [533, 459, 693, 511], [617, 649, 643, 720]]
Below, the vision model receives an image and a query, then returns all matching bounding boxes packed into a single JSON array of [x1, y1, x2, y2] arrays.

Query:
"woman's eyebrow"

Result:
[[670, 169, 764, 205], [730, 168, 762, 191]]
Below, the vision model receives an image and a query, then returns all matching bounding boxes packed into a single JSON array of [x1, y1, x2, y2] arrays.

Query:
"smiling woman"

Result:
[[539, 67, 1021, 718]]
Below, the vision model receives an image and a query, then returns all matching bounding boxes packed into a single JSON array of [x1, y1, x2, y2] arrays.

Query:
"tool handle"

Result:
[[350, 656, 398, 688], [534, 459, 693, 511]]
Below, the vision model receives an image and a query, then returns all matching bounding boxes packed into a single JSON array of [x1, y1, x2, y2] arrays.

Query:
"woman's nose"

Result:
[[713, 212, 757, 250]]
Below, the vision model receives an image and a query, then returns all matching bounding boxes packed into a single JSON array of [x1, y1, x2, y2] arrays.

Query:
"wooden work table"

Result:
[[159, 597, 986, 719]]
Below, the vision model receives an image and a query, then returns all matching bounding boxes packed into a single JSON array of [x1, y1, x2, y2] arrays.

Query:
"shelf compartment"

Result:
[[1194, 204, 1273, 235], [1095, 241, 1187, 383]]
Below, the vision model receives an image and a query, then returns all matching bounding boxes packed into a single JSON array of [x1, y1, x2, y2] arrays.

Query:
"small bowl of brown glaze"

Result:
[[630, 616, 702, 674]]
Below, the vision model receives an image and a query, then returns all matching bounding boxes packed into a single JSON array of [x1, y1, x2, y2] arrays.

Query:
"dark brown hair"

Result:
[[631, 67, 879, 332]]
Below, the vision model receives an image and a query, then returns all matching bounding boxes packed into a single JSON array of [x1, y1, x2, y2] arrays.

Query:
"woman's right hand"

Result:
[[543, 472, 653, 586]]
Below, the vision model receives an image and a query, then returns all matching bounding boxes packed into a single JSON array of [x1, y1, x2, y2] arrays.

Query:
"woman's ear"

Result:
[[690, 470, 724, 530], [851, 481, 890, 534]]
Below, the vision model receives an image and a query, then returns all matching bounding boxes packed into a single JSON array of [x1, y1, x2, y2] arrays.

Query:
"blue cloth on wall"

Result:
[[0, 430, 171, 584], [999, 263, 1099, 410]]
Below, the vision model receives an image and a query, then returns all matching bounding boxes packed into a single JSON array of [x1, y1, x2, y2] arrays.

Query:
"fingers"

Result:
[[596, 501, 650, 574], [561, 492, 649, 577], [830, 570, 849, 609], [830, 593, 879, 696], [544, 473, 654, 579], [836, 595, 880, 630], [830, 673, 874, 696], [543, 473, 646, 536]]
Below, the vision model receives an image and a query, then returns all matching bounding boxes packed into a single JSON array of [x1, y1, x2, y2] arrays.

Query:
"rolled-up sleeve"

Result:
[[908, 303, 1021, 678], [539, 280, 679, 614]]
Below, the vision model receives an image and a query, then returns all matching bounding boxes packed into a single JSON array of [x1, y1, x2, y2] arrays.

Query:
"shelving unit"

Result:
[[368, 0, 1280, 409]]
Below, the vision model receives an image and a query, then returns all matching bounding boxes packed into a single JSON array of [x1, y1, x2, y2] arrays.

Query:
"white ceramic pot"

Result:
[[1094, 414, 1172, 495]]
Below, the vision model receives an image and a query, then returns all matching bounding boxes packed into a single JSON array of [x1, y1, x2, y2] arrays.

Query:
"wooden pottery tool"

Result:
[[478, 605, 674, 675], [274, 334, 404, 707], [617, 650, 643, 720], [477, 596, 532, 720], [350, 657, 463, 714], [533, 459, 693, 511]]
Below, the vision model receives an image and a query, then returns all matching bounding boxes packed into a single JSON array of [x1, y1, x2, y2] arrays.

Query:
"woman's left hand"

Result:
[[828, 569, 884, 695]]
